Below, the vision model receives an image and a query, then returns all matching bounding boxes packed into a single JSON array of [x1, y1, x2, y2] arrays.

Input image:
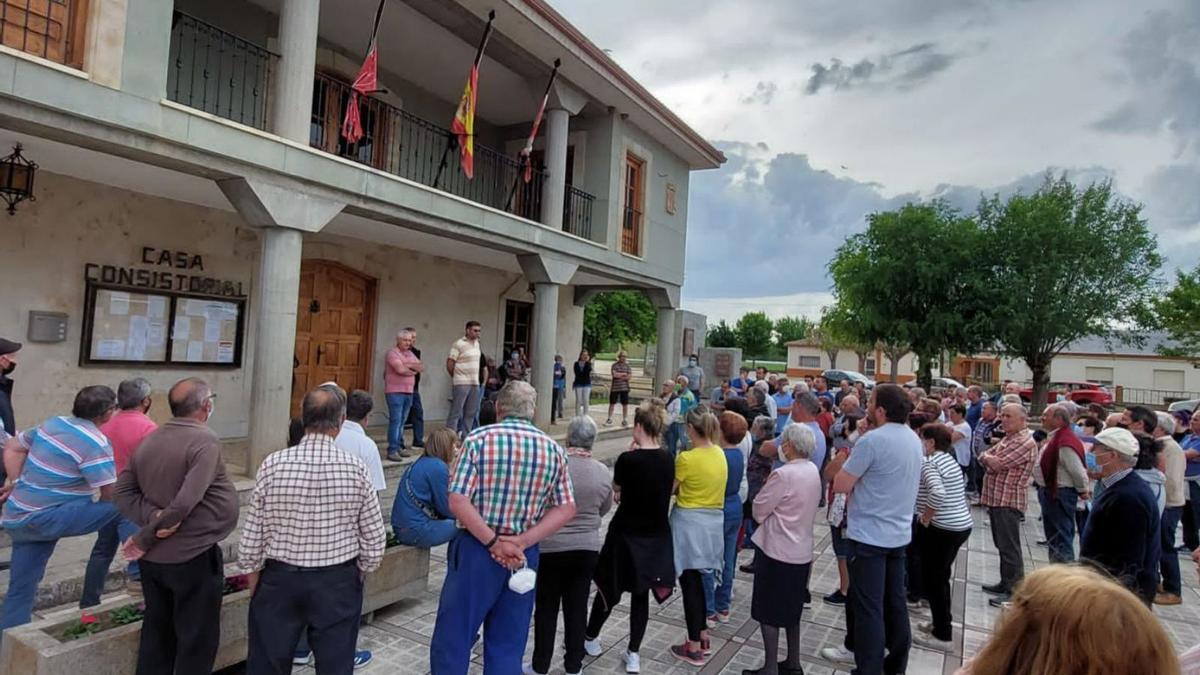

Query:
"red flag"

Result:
[[519, 59, 560, 183], [341, 0, 386, 144]]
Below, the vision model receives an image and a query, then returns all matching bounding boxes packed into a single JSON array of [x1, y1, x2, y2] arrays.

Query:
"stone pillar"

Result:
[[531, 283, 561, 427], [271, 0, 321, 142], [518, 255, 579, 428], [218, 177, 346, 471], [248, 227, 304, 464], [655, 307, 677, 393], [539, 107, 570, 230]]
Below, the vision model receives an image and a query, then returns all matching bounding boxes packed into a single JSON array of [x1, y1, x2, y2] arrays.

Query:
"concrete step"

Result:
[[0, 415, 631, 614]]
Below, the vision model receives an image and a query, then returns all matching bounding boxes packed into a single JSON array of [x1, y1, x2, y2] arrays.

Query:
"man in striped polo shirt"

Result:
[[0, 385, 122, 631], [430, 380, 576, 675]]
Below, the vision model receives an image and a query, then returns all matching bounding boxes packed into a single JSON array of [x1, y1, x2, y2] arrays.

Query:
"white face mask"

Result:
[[508, 564, 536, 594], [206, 400, 215, 422], [777, 443, 789, 463]]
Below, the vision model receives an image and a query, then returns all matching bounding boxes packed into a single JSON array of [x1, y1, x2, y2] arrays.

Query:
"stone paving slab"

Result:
[[210, 487, 1200, 675]]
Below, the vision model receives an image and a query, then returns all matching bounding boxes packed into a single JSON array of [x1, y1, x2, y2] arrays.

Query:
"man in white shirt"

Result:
[[335, 389, 386, 493], [445, 321, 484, 437]]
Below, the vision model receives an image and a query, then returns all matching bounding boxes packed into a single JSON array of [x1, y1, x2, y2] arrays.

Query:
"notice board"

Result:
[[81, 282, 245, 367]]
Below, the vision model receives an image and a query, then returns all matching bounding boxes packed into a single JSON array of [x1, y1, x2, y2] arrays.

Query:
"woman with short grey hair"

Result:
[[529, 416, 613, 675], [743, 423, 821, 675]]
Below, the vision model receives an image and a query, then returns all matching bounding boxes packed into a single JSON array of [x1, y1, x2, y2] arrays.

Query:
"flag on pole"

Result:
[[451, 11, 496, 180], [519, 58, 561, 183], [342, 0, 387, 144]]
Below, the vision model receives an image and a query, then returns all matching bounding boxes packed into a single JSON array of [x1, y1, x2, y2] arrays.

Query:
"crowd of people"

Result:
[[4, 321, 1200, 674]]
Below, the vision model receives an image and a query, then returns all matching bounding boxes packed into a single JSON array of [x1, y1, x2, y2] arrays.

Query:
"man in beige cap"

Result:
[[1080, 427, 1160, 606]]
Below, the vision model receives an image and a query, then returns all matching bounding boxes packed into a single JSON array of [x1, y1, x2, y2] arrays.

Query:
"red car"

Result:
[[1018, 380, 1113, 405]]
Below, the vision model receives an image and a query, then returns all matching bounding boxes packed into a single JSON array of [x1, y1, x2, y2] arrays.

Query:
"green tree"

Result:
[[829, 201, 990, 389], [806, 323, 840, 370], [822, 301, 876, 373], [707, 320, 737, 348], [978, 174, 1161, 411], [735, 311, 775, 359], [1155, 264, 1200, 359], [774, 315, 814, 352], [582, 291, 656, 354]]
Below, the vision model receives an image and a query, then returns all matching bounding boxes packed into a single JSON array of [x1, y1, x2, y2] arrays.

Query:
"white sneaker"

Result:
[[522, 664, 538, 675], [821, 645, 855, 665], [624, 650, 641, 673], [583, 637, 603, 657]]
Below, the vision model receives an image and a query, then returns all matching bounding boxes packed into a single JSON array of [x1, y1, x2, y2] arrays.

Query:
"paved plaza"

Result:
[[218, 491, 1200, 675]]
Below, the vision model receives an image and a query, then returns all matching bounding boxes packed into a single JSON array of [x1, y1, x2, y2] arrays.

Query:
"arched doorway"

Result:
[[291, 259, 378, 418]]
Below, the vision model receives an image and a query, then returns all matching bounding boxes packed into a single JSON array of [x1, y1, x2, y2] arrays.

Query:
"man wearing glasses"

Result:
[[0, 385, 123, 632]]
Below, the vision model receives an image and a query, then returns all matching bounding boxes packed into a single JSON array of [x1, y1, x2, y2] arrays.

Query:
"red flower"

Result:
[[80, 614, 97, 625]]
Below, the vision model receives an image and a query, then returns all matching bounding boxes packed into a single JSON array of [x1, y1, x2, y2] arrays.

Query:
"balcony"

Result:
[[166, 12, 595, 238]]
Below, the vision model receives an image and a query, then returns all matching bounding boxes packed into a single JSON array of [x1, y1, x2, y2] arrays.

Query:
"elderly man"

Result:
[[240, 384, 386, 673], [337, 389, 386, 493], [783, 392, 828, 473], [709, 379, 735, 410], [1081, 427, 1161, 605], [446, 321, 485, 438], [385, 328, 423, 459], [430, 381, 576, 674], [979, 403, 1039, 606], [1034, 404, 1089, 563], [0, 386, 121, 631], [116, 378, 238, 675], [828, 384, 923, 674], [95, 377, 158, 597], [1155, 411, 1187, 606], [835, 379, 852, 405], [755, 380, 777, 420]]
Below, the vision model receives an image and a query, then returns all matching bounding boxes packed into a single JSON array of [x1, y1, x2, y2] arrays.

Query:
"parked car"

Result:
[[822, 369, 876, 389], [1169, 398, 1200, 414], [1018, 380, 1113, 405], [903, 377, 965, 396]]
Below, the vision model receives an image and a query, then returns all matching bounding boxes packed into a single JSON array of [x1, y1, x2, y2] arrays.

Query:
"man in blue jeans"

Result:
[[0, 385, 121, 632], [384, 329, 423, 460], [832, 384, 922, 675]]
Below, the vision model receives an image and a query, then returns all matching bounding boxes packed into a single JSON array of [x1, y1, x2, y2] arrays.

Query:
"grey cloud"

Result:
[[805, 42, 956, 94], [1093, 6, 1200, 155], [1142, 164, 1200, 232], [739, 81, 778, 105]]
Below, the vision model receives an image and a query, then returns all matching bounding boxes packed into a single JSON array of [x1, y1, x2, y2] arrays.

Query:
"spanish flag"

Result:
[[451, 65, 478, 179], [451, 11, 495, 180]]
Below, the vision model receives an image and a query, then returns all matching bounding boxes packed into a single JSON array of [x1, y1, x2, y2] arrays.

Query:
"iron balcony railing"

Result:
[[167, 12, 275, 130], [564, 185, 594, 240], [166, 16, 596, 234]]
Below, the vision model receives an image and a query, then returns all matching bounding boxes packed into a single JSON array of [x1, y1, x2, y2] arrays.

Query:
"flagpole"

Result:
[[434, 9, 496, 189], [505, 58, 561, 212]]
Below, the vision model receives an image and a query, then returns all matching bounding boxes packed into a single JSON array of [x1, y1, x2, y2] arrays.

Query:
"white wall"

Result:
[[0, 171, 586, 440], [1001, 354, 1200, 393]]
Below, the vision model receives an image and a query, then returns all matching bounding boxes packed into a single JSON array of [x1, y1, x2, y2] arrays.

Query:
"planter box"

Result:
[[0, 545, 430, 674]]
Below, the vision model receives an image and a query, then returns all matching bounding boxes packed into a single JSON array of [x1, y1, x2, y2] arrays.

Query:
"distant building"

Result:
[[785, 340, 917, 383]]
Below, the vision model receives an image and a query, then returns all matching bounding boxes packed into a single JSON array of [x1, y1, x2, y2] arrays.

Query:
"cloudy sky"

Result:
[[554, 0, 1200, 325]]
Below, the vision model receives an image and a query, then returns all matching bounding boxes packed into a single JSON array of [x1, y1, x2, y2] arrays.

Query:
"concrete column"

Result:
[[271, 0, 321, 142], [531, 283, 561, 427], [539, 107, 570, 230], [119, 0, 173, 97], [655, 307, 677, 393], [248, 227, 304, 468]]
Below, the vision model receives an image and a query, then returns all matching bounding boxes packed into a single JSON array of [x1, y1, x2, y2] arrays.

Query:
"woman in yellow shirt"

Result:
[[670, 405, 728, 666]]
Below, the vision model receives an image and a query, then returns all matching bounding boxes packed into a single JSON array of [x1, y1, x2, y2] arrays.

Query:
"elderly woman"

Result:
[[669, 406, 727, 667], [913, 424, 973, 652], [585, 400, 676, 674], [393, 427, 460, 547], [530, 416, 613, 675], [703, 412, 749, 624], [742, 423, 822, 675]]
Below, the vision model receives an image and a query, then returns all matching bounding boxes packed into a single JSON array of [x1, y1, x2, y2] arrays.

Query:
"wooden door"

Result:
[[1, 0, 88, 68], [291, 260, 377, 417]]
